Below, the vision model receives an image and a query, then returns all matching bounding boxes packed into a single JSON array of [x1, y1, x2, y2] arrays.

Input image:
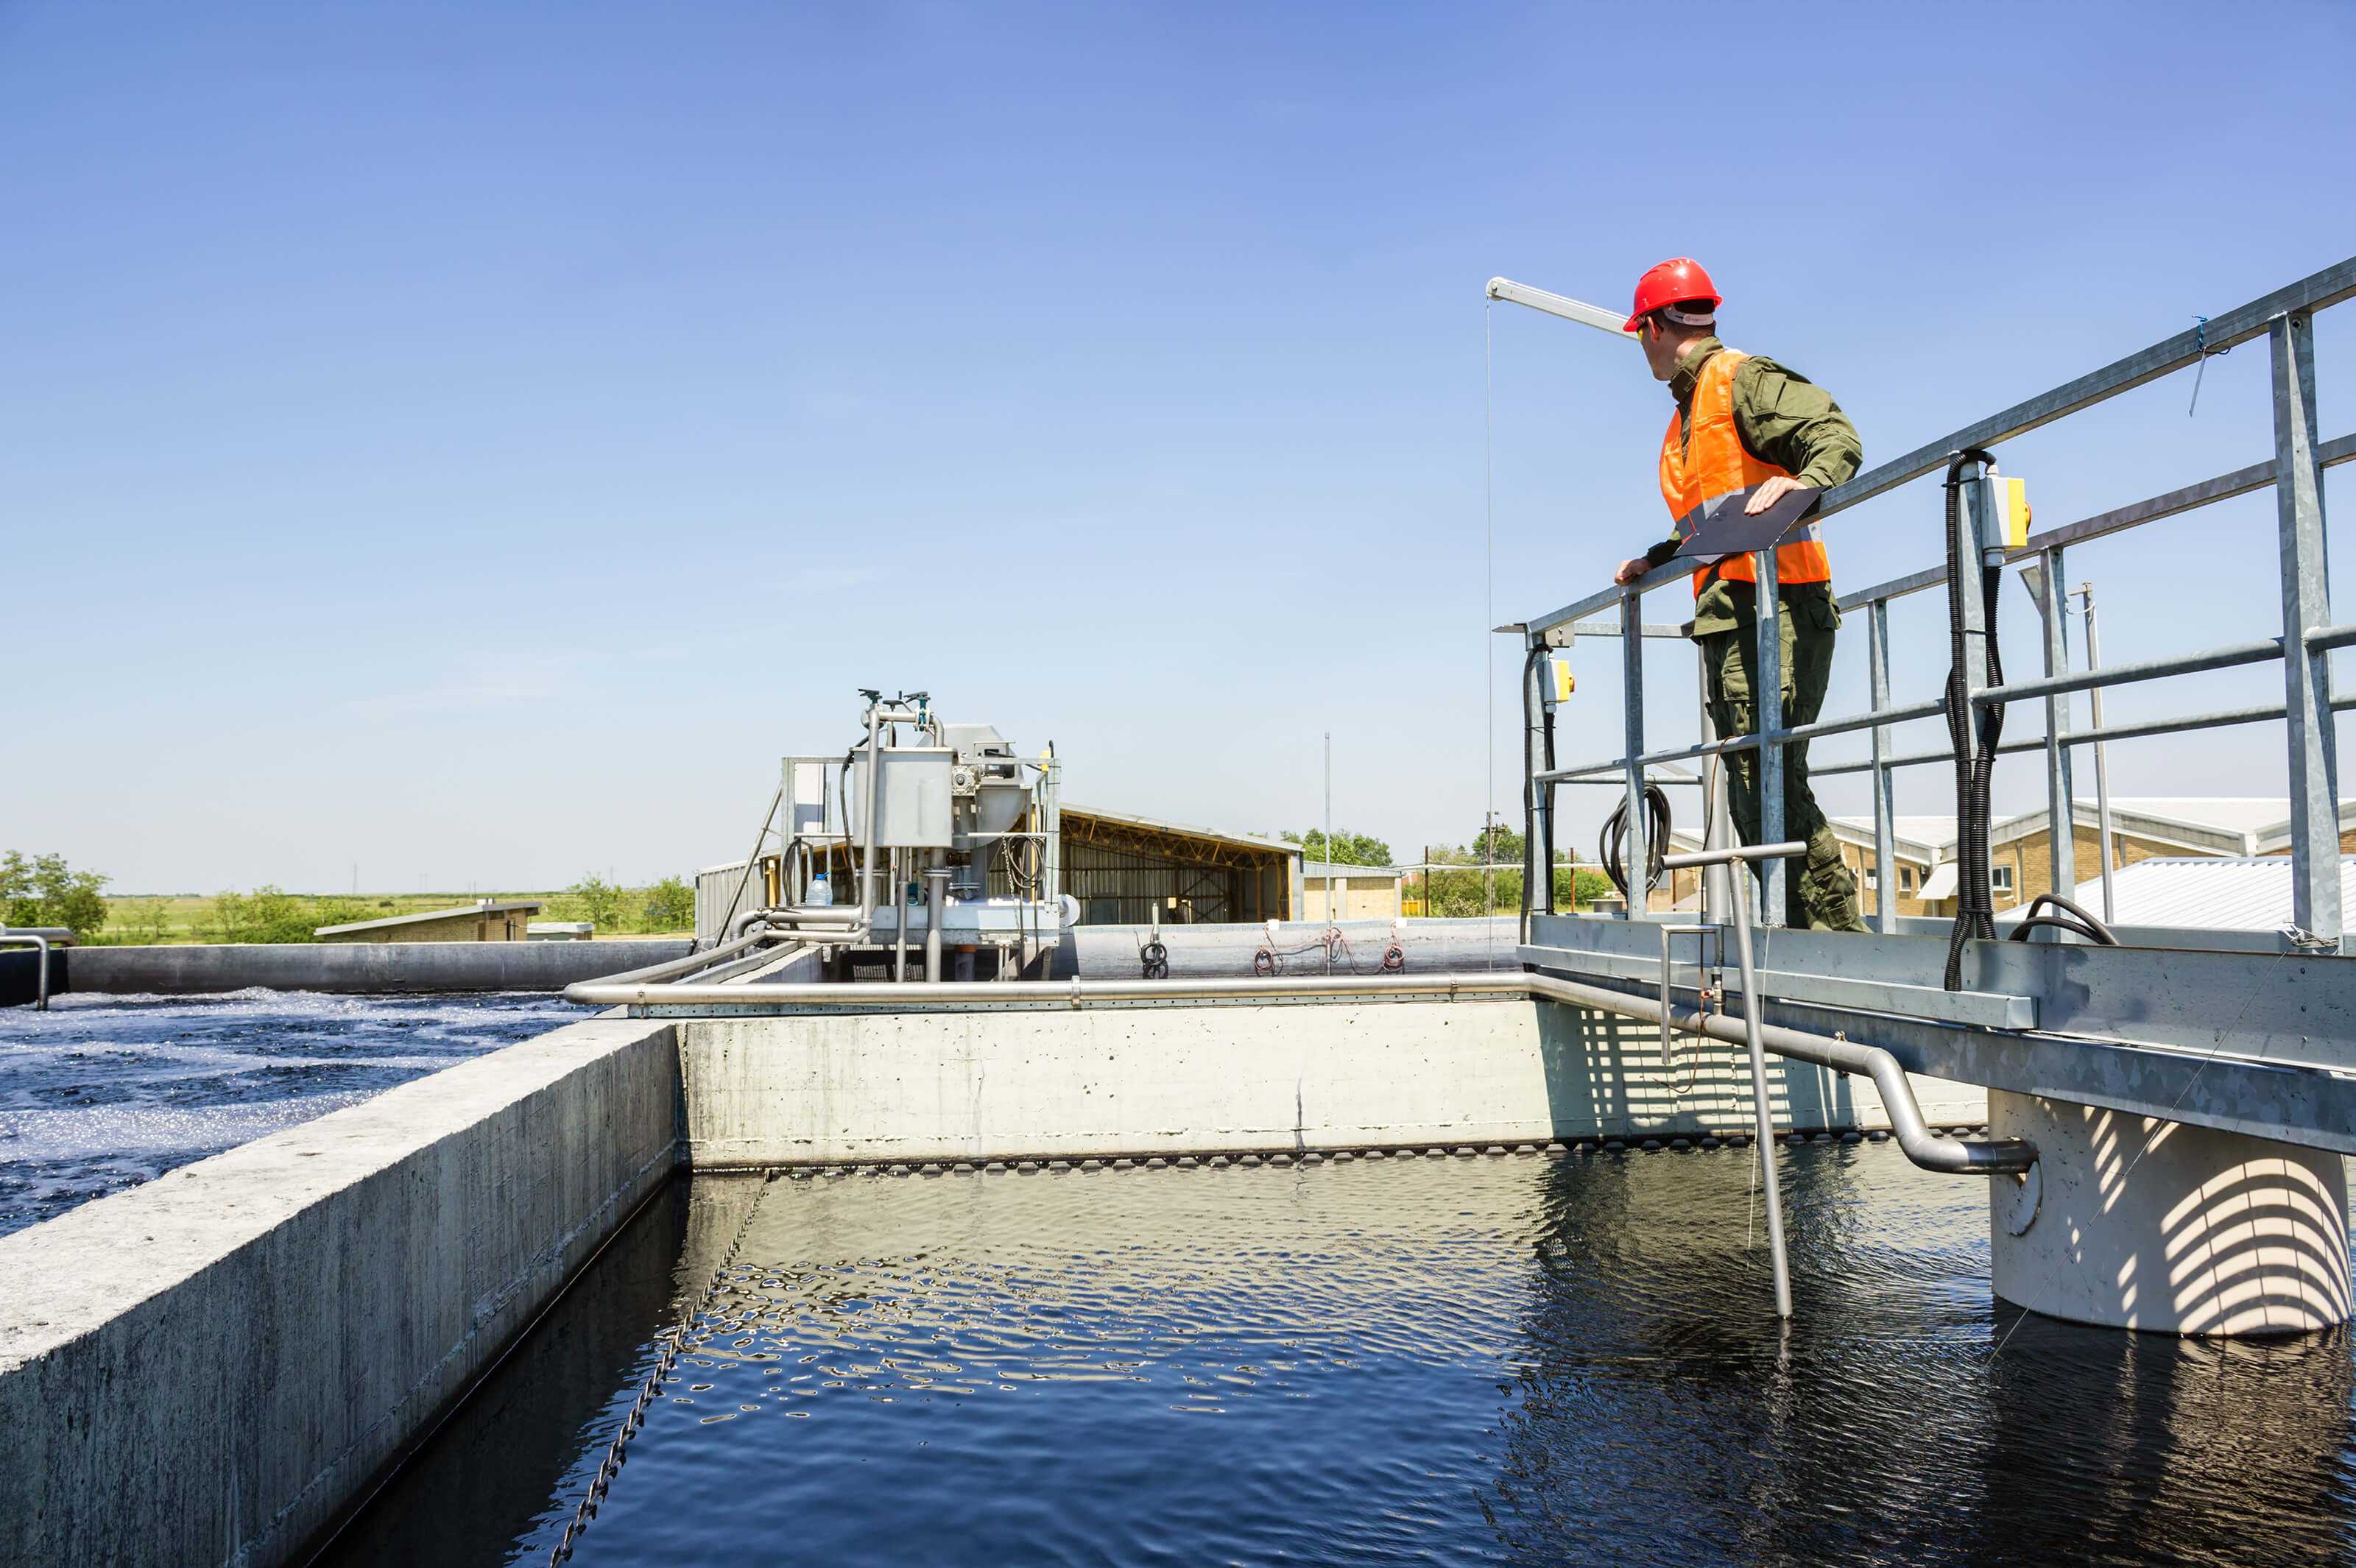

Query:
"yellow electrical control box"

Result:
[[1550, 657, 1576, 703], [1989, 474, 2032, 548]]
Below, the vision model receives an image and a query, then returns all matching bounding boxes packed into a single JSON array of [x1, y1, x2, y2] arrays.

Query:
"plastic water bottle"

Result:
[[810, 873, 832, 908]]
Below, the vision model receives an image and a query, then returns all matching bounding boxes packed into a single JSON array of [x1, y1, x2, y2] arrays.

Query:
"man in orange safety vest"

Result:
[[1612, 258, 1868, 932]]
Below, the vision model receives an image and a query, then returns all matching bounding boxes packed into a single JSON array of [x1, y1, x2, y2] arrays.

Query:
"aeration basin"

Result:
[[324, 1151, 2356, 1568]]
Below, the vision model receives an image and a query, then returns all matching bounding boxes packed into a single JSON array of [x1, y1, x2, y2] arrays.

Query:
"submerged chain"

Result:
[[548, 1178, 772, 1564]]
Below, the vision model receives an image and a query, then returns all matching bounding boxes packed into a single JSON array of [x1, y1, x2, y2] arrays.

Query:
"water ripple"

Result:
[[372, 1147, 2356, 1568]]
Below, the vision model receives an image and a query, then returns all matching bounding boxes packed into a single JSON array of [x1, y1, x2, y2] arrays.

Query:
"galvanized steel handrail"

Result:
[[1835, 431, 2356, 612], [1512, 256, 2353, 943]]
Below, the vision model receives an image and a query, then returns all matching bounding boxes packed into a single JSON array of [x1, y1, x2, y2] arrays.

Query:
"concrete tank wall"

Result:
[[0, 1012, 682, 1568], [55, 937, 693, 997], [677, 996, 1986, 1166]]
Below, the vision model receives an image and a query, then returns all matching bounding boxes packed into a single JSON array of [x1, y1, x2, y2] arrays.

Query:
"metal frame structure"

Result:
[[1505, 257, 2356, 948]]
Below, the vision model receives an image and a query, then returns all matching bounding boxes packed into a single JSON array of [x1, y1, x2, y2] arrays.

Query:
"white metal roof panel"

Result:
[[1995, 855, 2356, 932]]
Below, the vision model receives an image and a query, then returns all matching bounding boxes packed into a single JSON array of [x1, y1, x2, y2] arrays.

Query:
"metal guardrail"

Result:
[[1515, 258, 2356, 946]]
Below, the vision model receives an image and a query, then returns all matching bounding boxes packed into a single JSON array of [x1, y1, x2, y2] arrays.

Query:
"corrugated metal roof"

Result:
[[1302, 861, 1405, 880], [1995, 855, 2356, 932], [1060, 803, 1299, 858]]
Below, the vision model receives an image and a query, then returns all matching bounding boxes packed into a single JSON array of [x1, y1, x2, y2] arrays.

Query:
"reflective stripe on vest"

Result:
[[1657, 348, 1832, 595]]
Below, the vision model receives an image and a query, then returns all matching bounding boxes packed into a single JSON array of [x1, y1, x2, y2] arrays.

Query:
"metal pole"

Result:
[[2271, 311, 2343, 949], [1324, 731, 1336, 959], [1866, 598, 1898, 933], [2079, 584, 2117, 922], [1620, 585, 1648, 918], [2035, 548, 2078, 917], [925, 864, 948, 981], [1754, 548, 1785, 925], [1727, 852, 1794, 1318], [1698, 644, 1733, 922], [892, 847, 909, 981]]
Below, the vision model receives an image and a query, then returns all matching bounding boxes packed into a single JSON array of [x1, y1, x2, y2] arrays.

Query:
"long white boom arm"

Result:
[[1485, 276, 1637, 340]]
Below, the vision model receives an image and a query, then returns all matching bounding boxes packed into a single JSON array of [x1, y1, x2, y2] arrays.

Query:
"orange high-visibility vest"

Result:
[[1658, 348, 1832, 596]]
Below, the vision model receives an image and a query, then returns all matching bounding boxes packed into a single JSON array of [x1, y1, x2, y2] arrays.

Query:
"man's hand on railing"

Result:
[[1613, 557, 1651, 585], [1744, 474, 1806, 515]]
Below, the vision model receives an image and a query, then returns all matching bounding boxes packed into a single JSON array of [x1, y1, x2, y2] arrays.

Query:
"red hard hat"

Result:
[[1624, 258, 1721, 332]]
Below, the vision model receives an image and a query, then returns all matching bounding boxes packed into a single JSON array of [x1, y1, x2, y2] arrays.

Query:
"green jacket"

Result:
[[1640, 336, 1863, 636]]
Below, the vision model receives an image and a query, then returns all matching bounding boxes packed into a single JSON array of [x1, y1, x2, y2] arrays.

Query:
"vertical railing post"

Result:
[[1523, 631, 1551, 936], [1620, 587, 1648, 919], [1754, 546, 1785, 925], [2272, 311, 2343, 949], [1866, 597, 1898, 933], [2036, 545, 2078, 919], [1698, 642, 1734, 922]]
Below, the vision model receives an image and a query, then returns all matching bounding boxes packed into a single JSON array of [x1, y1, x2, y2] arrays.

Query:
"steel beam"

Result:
[[2273, 312, 2343, 949], [1817, 257, 2356, 517], [1528, 911, 2356, 1075], [1836, 431, 2356, 612]]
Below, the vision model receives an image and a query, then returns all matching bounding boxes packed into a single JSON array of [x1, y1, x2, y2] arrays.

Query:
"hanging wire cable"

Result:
[[1483, 298, 1497, 957]]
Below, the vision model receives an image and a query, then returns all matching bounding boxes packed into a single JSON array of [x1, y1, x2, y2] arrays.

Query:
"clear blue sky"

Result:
[[4, 0, 2351, 893]]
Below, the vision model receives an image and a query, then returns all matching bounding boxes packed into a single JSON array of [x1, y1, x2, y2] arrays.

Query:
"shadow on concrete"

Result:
[[314, 1182, 695, 1568]]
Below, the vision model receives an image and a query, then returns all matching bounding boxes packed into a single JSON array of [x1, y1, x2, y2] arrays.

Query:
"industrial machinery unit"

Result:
[[697, 690, 1071, 981]]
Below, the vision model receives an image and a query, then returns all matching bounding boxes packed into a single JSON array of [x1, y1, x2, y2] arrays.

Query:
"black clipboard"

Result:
[[1673, 484, 1822, 561]]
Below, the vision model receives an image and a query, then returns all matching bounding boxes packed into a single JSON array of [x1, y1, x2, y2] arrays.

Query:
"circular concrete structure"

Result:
[[1989, 1089, 2352, 1336]]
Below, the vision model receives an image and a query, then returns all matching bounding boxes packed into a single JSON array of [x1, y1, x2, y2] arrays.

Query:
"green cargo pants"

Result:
[[1696, 593, 1868, 933]]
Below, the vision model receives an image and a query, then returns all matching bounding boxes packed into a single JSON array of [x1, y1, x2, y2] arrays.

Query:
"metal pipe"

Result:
[[1866, 598, 1899, 933], [560, 966, 2034, 1180], [1754, 545, 1785, 927], [1539, 693, 1947, 783], [2081, 584, 2117, 922], [1663, 841, 1807, 869], [0, 933, 52, 1010], [1969, 635, 2282, 707], [589, 926, 777, 987], [1723, 842, 1792, 1316], [1658, 924, 1714, 1076], [2034, 548, 2078, 914], [892, 848, 909, 982], [925, 863, 949, 982], [859, 703, 885, 928]]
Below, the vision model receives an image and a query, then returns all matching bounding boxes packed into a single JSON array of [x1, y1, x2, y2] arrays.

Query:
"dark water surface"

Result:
[[0, 987, 569, 1236], [327, 1146, 2356, 1568]]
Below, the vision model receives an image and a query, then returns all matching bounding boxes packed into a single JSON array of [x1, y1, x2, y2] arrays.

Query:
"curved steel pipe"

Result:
[[1517, 972, 2035, 1175], [1, 933, 52, 1010], [560, 967, 2034, 1177]]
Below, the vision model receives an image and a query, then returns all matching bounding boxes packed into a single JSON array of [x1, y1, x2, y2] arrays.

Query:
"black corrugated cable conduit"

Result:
[[2006, 891, 2120, 947], [1520, 644, 1562, 922], [1942, 447, 2003, 992], [1601, 785, 1672, 906]]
